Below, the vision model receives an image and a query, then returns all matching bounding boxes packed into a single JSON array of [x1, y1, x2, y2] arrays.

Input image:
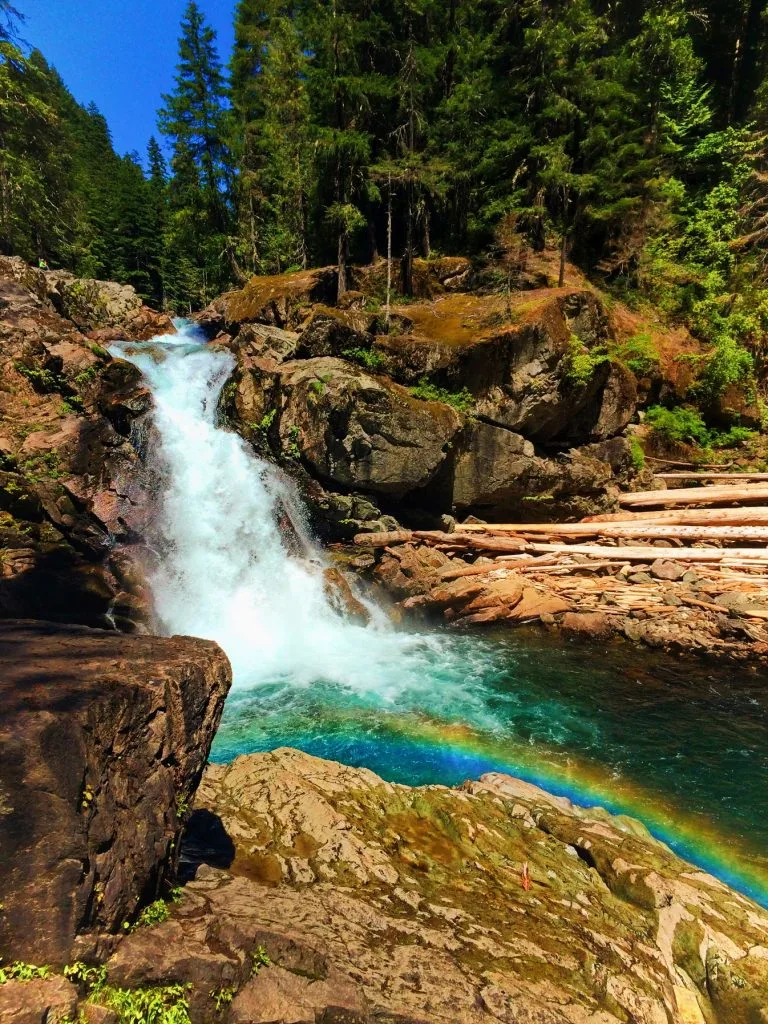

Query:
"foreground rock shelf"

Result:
[[27, 748, 768, 1024]]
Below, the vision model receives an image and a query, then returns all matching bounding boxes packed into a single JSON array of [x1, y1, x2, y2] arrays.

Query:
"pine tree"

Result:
[[145, 136, 169, 306], [300, 0, 382, 298], [158, 1, 231, 302], [0, 43, 70, 261]]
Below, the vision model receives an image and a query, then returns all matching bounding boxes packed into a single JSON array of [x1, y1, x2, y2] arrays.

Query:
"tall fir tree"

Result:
[[159, 1, 231, 305]]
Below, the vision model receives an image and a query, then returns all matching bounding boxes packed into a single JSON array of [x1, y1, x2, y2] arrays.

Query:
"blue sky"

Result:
[[18, 0, 235, 159]]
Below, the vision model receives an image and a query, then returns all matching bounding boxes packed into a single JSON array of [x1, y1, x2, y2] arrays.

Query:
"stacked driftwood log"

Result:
[[355, 477, 768, 645]]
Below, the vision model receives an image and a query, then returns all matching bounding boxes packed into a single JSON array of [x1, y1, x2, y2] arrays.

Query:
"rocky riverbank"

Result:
[[6, 746, 768, 1023], [349, 529, 768, 665], [0, 257, 171, 632]]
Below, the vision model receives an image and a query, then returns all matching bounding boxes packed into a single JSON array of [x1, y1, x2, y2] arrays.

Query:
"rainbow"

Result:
[[213, 704, 768, 908]]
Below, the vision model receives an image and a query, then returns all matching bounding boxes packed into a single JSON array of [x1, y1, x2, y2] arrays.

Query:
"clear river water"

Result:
[[115, 322, 768, 908]]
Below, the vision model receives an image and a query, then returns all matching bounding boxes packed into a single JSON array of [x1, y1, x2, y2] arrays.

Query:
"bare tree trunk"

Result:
[[386, 174, 392, 330], [559, 229, 568, 288], [368, 220, 379, 263], [421, 206, 431, 258], [337, 231, 348, 300]]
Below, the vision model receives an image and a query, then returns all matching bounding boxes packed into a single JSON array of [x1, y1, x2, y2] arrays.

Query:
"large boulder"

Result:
[[89, 748, 768, 1024], [44, 271, 174, 340], [277, 357, 463, 499], [376, 290, 636, 446], [450, 419, 628, 520], [196, 266, 338, 333], [0, 621, 231, 965]]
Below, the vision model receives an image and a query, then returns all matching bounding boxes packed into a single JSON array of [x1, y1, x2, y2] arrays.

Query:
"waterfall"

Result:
[[113, 321, 501, 711], [111, 323, 768, 908]]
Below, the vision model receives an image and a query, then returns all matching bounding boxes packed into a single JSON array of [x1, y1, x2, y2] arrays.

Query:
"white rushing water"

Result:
[[114, 321, 502, 717]]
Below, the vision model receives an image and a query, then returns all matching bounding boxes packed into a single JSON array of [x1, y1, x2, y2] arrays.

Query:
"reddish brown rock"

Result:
[[0, 258, 157, 629], [0, 621, 231, 965], [0, 976, 78, 1024], [561, 611, 617, 639]]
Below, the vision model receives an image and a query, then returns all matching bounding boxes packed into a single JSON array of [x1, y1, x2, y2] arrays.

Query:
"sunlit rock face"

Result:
[[102, 747, 768, 1024]]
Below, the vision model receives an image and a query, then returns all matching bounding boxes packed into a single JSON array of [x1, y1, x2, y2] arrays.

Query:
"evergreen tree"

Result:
[[0, 43, 70, 261], [159, 1, 231, 303]]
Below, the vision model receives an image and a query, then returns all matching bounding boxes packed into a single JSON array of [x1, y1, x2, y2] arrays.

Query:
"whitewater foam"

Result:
[[113, 322, 505, 718]]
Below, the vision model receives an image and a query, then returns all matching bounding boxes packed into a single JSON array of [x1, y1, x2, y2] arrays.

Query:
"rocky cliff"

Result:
[[206, 263, 651, 537], [0, 257, 170, 631]]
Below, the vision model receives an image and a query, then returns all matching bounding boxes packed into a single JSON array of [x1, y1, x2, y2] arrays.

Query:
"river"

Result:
[[114, 321, 768, 908]]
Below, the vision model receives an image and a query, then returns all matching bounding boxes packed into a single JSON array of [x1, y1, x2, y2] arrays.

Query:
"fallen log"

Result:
[[460, 521, 768, 543], [655, 473, 768, 482], [584, 507, 768, 525], [508, 542, 768, 563], [619, 485, 768, 508], [354, 530, 413, 547], [595, 525, 768, 543]]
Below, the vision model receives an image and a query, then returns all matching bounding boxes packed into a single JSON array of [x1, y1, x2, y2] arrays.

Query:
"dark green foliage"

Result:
[[4, 0, 768, 415], [646, 405, 756, 449], [159, 2, 232, 308]]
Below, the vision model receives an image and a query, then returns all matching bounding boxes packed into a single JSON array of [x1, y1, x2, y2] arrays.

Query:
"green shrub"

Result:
[[616, 332, 660, 377], [709, 425, 755, 449], [0, 961, 50, 984], [341, 347, 384, 370], [646, 404, 755, 450], [410, 377, 474, 412], [563, 336, 609, 388], [645, 405, 710, 446], [128, 899, 170, 932], [94, 983, 191, 1024], [629, 437, 646, 471], [64, 962, 107, 995]]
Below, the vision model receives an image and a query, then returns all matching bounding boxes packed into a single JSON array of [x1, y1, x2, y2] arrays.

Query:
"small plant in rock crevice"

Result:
[[251, 945, 271, 975], [562, 336, 609, 388], [342, 346, 384, 370], [210, 986, 235, 1012], [284, 425, 302, 460], [410, 377, 474, 412], [0, 961, 51, 983]]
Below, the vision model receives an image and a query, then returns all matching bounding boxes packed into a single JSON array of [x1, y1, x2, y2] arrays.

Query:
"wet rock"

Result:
[[561, 611, 616, 638], [323, 567, 371, 625], [0, 621, 231, 964], [373, 544, 451, 600]]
